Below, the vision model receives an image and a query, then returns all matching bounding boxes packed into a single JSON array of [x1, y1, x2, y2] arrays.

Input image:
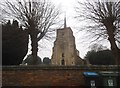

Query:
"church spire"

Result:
[[64, 13, 67, 28]]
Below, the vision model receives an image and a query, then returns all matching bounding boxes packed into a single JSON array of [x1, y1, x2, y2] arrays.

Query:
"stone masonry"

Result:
[[51, 27, 84, 66]]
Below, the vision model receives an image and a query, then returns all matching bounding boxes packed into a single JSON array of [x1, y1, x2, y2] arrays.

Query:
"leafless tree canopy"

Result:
[[1, 0, 60, 64], [89, 43, 108, 52], [1, 0, 60, 41], [75, 0, 120, 64], [75, 0, 120, 43]]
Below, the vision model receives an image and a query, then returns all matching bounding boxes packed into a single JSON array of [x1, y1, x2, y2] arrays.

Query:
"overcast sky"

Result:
[[25, 0, 118, 60], [32, 0, 110, 60], [35, 0, 114, 60], [36, 0, 88, 59], [1, 0, 119, 61]]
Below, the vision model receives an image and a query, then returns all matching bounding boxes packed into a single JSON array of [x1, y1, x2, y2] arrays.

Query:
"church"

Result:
[[51, 17, 84, 66]]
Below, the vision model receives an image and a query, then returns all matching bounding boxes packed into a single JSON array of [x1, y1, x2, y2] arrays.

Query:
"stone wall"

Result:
[[2, 65, 119, 87], [51, 27, 84, 66]]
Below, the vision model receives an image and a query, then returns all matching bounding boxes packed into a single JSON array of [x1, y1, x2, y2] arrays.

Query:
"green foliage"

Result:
[[85, 50, 115, 65], [22, 54, 42, 65], [43, 57, 51, 65], [2, 20, 28, 65]]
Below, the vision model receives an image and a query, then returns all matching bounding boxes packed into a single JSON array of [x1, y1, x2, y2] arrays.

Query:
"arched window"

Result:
[[61, 59, 64, 65], [62, 53, 64, 57], [61, 53, 65, 65]]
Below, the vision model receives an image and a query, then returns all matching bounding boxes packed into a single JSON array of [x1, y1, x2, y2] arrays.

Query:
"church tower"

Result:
[[51, 17, 84, 66]]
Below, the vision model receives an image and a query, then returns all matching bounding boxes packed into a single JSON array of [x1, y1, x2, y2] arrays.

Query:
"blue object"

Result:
[[83, 72, 99, 77]]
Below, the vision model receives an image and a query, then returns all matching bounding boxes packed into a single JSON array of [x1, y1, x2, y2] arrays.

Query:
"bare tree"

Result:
[[1, 0, 60, 65], [89, 43, 108, 52], [75, 0, 120, 64]]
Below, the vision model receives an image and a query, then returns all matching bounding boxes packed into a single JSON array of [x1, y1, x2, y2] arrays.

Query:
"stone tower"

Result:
[[51, 17, 84, 65]]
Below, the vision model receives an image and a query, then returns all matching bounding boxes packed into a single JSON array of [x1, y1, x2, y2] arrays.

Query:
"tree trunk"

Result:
[[108, 35, 120, 65], [28, 18, 39, 65], [104, 21, 120, 65], [30, 31, 38, 65]]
